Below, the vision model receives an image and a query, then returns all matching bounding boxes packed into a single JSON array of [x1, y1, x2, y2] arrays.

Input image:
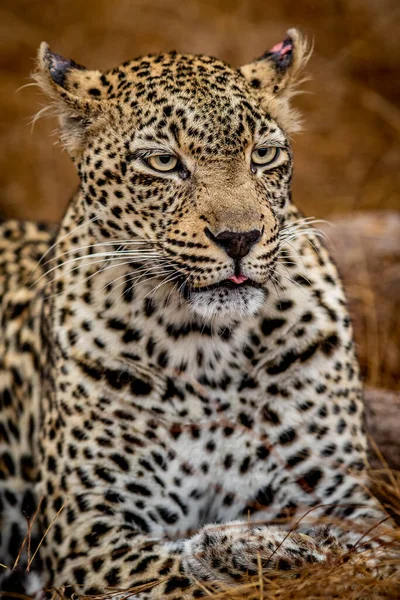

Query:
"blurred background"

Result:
[[0, 1, 399, 398]]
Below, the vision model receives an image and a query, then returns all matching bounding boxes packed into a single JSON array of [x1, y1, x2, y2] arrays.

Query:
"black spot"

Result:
[[47, 455, 57, 473], [107, 317, 126, 330], [122, 328, 142, 343], [255, 484, 274, 507], [261, 404, 280, 425], [301, 312, 313, 322], [266, 349, 297, 375], [126, 482, 152, 496], [157, 350, 169, 368], [131, 377, 152, 395], [144, 298, 156, 316], [105, 490, 125, 503], [321, 444, 336, 457], [104, 368, 131, 389], [267, 384, 279, 395], [321, 334, 340, 356], [224, 454, 233, 469], [276, 299, 293, 311], [73, 567, 87, 584], [110, 453, 130, 471], [164, 577, 192, 593], [130, 555, 158, 575], [286, 448, 310, 467], [240, 456, 251, 473], [256, 445, 270, 460], [239, 412, 254, 429], [206, 440, 216, 452], [223, 426, 234, 436], [105, 567, 120, 586], [261, 317, 285, 336], [84, 522, 112, 546], [294, 275, 311, 286], [238, 376, 258, 391], [21, 489, 37, 518], [156, 506, 179, 524], [300, 467, 323, 491], [94, 466, 116, 484], [124, 511, 150, 533], [279, 427, 297, 445]]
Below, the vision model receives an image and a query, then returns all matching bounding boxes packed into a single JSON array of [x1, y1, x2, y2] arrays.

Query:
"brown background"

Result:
[[0, 0, 399, 390]]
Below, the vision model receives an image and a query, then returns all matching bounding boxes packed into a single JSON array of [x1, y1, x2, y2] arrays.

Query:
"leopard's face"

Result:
[[37, 32, 306, 321]]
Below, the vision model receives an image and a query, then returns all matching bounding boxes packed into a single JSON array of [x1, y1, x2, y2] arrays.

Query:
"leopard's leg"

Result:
[[38, 519, 338, 598]]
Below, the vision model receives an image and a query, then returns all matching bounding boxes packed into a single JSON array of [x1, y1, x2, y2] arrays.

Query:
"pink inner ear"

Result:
[[270, 40, 292, 56]]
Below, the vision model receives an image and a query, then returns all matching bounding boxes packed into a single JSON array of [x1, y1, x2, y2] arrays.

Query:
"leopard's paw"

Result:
[[183, 521, 339, 583]]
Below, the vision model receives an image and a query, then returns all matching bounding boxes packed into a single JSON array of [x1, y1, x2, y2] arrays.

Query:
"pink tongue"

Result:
[[228, 274, 248, 285]]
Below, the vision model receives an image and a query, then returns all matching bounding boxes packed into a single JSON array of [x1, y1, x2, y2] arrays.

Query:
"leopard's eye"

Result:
[[145, 154, 179, 172], [251, 147, 280, 167]]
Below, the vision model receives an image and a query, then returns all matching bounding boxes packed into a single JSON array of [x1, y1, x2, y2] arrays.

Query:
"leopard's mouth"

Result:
[[182, 276, 268, 322], [190, 278, 262, 294]]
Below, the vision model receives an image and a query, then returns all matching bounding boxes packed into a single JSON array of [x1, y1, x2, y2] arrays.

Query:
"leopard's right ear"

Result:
[[34, 43, 106, 160]]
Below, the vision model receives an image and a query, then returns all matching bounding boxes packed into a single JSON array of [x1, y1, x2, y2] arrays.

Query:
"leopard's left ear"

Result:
[[240, 29, 311, 133]]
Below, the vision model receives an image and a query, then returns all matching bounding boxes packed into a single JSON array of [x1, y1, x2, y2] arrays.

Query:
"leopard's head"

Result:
[[36, 30, 310, 322]]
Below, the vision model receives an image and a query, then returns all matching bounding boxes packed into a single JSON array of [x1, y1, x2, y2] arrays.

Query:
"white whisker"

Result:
[[33, 253, 168, 288], [274, 266, 309, 297], [42, 240, 163, 265], [43, 258, 155, 300], [104, 265, 170, 298], [31, 214, 101, 279], [42, 256, 171, 292], [143, 273, 182, 301]]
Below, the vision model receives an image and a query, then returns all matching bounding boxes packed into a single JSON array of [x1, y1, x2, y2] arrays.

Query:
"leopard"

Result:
[[0, 29, 393, 598]]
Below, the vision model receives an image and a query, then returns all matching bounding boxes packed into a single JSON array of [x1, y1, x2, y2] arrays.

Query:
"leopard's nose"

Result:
[[205, 228, 262, 259]]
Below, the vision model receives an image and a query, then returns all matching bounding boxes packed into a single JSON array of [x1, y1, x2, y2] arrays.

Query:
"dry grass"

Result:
[[1, 467, 399, 599]]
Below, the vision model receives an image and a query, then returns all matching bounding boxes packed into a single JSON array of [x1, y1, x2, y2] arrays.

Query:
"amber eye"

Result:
[[251, 147, 280, 167], [145, 154, 179, 172]]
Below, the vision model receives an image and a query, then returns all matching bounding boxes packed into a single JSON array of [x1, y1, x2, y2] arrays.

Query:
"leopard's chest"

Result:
[[52, 289, 314, 451], [41, 292, 341, 536]]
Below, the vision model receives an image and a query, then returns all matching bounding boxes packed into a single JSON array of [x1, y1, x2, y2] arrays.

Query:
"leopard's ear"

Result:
[[240, 29, 311, 133], [34, 43, 106, 159]]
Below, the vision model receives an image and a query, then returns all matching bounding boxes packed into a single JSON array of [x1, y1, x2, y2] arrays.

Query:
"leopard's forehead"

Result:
[[88, 52, 280, 157], [103, 52, 252, 104]]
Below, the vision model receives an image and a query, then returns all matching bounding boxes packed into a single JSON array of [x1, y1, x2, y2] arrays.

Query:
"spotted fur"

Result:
[[0, 29, 390, 598]]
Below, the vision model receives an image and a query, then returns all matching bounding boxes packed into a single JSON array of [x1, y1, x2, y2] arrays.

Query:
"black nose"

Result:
[[206, 228, 262, 259]]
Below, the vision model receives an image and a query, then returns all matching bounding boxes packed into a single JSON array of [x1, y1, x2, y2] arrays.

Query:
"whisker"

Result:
[[165, 278, 181, 307], [282, 228, 328, 240], [42, 240, 163, 265], [16, 81, 41, 93], [278, 239, 308, 271], [104, 265, 170, 298], [29, 105, 52, 132], [31, 214, 101, 279], [106, 273, 169, 304], [42, 256, 170, 293], [274, 266, 309, 297], [281, 217, 331, 235], [33, 253, 168, 288], [43, 258, 154, 300], [281, 216, 331, 230], [143, 273, 182, 301], [270, 275, 284, 301]]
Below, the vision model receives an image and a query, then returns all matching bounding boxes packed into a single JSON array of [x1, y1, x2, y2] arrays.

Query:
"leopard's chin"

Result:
[[187, 281, 266, 323]]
